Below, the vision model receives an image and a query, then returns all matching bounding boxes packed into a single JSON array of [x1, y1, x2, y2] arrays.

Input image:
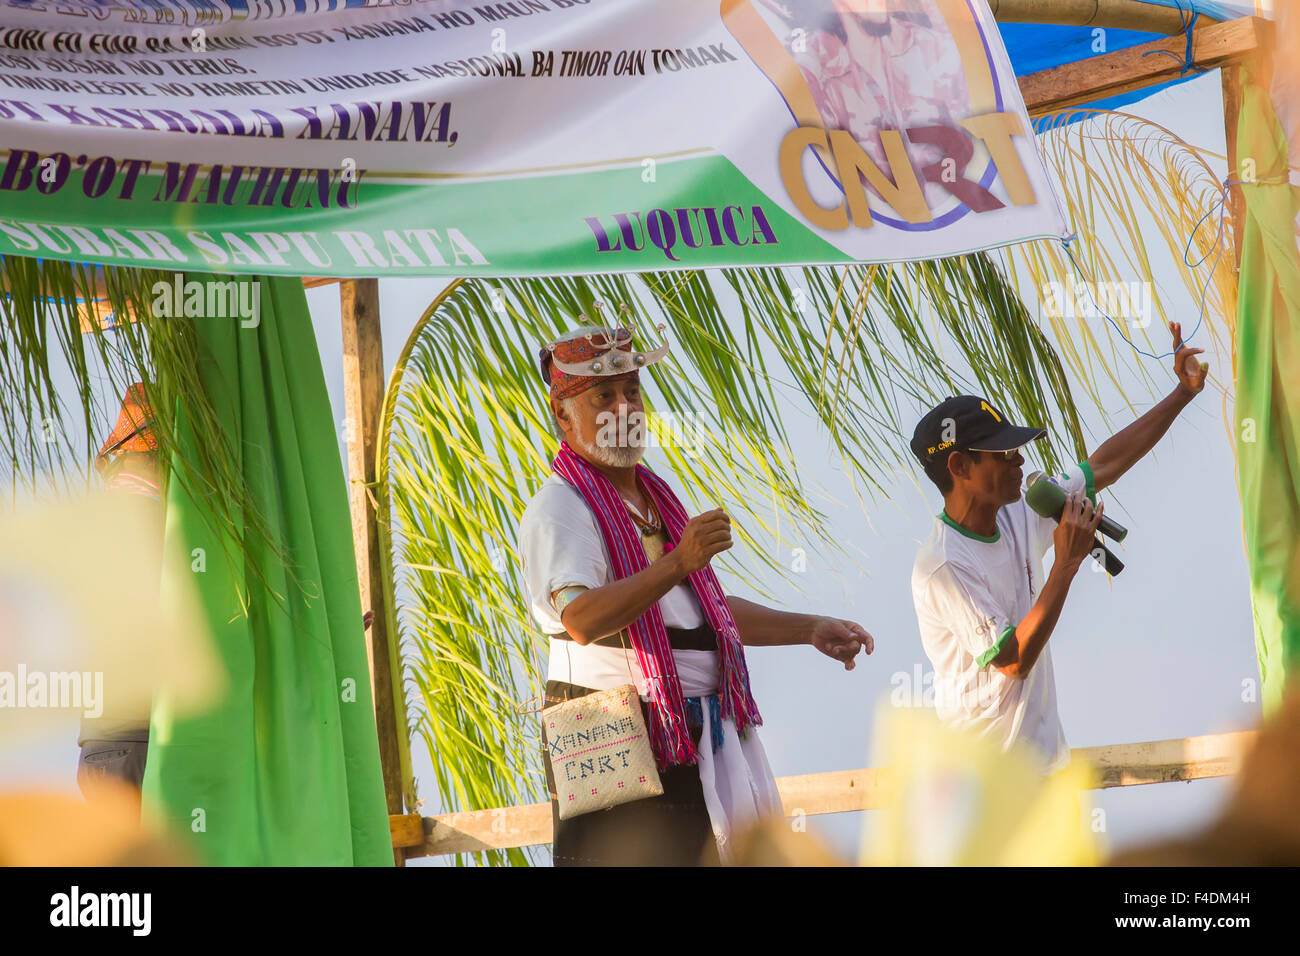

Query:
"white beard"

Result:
[[574, 417, 646, 469], [587, 442, 646, 468]]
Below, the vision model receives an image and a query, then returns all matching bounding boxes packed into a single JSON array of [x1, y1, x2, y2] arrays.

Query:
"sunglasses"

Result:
[[967, 447, 1022, 461]]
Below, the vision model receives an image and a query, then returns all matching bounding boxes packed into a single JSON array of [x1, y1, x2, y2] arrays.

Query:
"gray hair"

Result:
[[551, 394, 575, 441]]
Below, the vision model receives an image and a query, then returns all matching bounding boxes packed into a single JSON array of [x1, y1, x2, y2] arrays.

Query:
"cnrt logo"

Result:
[[151, 275, 261, 328]]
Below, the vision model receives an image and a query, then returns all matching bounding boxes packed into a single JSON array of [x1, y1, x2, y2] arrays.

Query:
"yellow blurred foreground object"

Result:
[[0, 492, 222, 738], [725, 816, 848, 866], [860, 704, 1100, 866], [0, 778, 194, 866], [1109, 681, 1300, 866]]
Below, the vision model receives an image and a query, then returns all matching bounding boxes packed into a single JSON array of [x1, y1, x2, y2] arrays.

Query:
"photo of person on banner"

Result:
[[746, 0, 981, 215]]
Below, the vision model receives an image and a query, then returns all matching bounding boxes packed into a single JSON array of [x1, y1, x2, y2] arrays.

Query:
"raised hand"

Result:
[[1171, 321, 1207, 397]]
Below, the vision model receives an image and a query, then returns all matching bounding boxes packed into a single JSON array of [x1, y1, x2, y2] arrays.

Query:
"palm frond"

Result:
[[0, 259, 308, 613], [1004, 109, 1238, 426]]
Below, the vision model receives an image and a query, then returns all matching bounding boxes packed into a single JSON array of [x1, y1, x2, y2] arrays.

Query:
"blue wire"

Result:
[[1182, 13, 1201, 76], [1140, 3, 1205, 77], [1058, 175, 1244, 362], [1059, 1, 1222, 361]]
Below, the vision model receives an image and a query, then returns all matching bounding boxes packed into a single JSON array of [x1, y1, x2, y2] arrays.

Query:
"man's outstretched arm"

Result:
[[1087, 321, 1208, 492], [725, 596, 874, 670]]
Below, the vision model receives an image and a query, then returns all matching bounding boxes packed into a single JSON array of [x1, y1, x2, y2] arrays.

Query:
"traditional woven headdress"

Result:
[[538, 303, 670, 401]]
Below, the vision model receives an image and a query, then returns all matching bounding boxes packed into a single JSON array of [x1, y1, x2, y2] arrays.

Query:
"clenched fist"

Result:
[[673, 508, 733, 574], [1053, 492, 1103, 571]]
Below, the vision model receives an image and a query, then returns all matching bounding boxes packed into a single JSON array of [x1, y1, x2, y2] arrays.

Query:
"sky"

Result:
[[0, 69, 1260, 866]]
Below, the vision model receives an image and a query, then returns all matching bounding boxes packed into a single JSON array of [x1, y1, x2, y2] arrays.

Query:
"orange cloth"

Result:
[[540, 328, 640, 400], [95, 382, 157, 474]]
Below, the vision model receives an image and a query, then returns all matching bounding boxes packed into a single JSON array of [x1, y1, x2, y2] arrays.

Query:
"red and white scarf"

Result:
[[551, 441, 762, 769]]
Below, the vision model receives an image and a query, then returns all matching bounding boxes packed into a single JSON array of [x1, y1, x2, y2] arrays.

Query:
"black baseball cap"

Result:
[[910, 395, 1046, 465]]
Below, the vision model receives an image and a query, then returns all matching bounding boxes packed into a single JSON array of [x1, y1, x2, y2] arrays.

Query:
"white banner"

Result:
[[0, 0, 1069, 276]]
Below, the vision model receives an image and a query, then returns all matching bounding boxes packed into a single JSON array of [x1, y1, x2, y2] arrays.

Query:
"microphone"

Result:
[[1025, 471, 1125, 576], [1024, 471, 1128, 542]]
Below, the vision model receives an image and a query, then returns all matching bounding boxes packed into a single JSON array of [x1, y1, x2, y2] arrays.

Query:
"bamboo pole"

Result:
[[397, 730, 1255, 857], [988, 0, 1217, 33], [1222, 63, 1246, 272], [339, 278, 408, 866]]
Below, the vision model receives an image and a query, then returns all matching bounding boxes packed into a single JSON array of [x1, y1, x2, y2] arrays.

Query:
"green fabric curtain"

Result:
[[1234, 62, 1300, 714], [142, 275, 394, 865]]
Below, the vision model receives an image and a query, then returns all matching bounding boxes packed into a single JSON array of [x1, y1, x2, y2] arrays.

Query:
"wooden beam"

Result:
[[75, 296, 119, 335], [990, 0, 1217, 34], [1020, 16, 1268, 117], [775, 764, 893, 817], [414, 804, 554, 857], [1218, 16, 1277, 275], [390, 813, 425, 850], [400, 730, 1255, 857], [1221, 62, 1246, 272], [339, 278, 407, 866], [1077, 730, 1251, 788]]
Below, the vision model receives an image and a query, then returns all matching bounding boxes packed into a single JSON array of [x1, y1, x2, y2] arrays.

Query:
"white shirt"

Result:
[[519, 473, 704, 636], [911, 462, 1095, 773], [518, 471, 783, 858]]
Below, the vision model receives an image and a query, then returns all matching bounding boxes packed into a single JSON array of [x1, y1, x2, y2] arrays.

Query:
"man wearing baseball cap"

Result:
[[909, 323, 1208, 772]]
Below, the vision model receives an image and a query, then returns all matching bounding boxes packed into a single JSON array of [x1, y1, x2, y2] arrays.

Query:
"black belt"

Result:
[[549, 624, 718, 652]]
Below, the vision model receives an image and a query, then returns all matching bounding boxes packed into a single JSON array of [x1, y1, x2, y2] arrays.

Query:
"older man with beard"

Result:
[[519, 322, 874, 866]]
